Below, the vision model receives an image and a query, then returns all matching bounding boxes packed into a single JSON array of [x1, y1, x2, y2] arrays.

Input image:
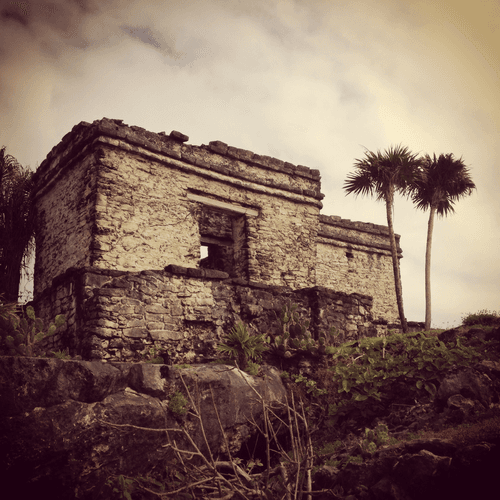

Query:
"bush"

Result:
[[0, 297, 65, 357], [217, 321, 269, 371], [327, 331, 489, 426], [462, 309, 500, 327]]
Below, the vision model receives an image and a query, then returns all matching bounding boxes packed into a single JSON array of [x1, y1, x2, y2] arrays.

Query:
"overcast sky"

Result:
[[1, 0, 498, 327]]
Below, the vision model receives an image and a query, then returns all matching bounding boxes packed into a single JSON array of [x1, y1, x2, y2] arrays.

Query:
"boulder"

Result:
[[436, 366, 496, 407], [392, 449, 452, 496], [0, 356, 286, 499]]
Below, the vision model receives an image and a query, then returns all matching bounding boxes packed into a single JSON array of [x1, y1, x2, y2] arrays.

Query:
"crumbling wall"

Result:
[[316, 215, 401, 322], [35, 266, 385, 363], [34, 153, 98, 295]]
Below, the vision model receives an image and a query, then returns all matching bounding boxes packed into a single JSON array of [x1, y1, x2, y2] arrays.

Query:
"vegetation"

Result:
[[142, 346, 168, 364], [0, 147, 35, 302], [411, 153, 476, 330], [0, 297, 65, 357], [344, 145, 423, 332], [327, 329, 494, 426], [271, 302, 333, 356], [217, 321, 269, 371], [103, 377, 317, 500], [168, 390, 188, 416], [4, 299, 498, 498], [462, 309, 499, 327]]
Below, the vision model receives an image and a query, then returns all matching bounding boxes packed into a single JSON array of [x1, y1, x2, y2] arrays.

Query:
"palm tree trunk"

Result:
[[385, 190, 408, 333], [424, 206, 436, 330]]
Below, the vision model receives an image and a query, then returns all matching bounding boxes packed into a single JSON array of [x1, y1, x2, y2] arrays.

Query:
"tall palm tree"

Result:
[[411, 153, 476, 330], [344, 145, 423, 333], [0, 147, 35, 302]]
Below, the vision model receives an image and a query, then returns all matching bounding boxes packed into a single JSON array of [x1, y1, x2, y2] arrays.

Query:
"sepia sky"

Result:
[[1, 0, 499, 327]]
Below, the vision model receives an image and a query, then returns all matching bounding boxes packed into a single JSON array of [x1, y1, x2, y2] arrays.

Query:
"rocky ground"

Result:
[[309, 323, 500, 500], [1, 321, 499, 499]]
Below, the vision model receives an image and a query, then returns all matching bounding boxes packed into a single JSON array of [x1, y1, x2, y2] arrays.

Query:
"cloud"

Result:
[[1, 0, 499, 325]]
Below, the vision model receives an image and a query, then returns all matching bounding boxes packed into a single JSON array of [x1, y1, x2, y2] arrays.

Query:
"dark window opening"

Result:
[[199, 237, 233, 273], [346, 251, 354, 259], [198, 207, 248, 279]]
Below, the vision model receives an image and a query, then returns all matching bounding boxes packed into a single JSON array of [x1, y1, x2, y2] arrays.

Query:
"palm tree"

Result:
[[411, 153, 476, 330], [344, 145, 423, 333], [0, 147, 35, 302]]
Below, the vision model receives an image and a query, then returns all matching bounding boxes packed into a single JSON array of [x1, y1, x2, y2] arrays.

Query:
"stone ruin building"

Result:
[[32, 118, 406, 362]]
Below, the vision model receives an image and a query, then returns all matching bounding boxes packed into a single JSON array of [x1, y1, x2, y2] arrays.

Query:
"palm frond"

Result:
[[410, 153, 476, 217], [344, 144, 422, 202]]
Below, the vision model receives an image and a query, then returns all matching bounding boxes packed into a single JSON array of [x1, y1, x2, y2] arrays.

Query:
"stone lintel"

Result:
[[187, 193, 259, 216]]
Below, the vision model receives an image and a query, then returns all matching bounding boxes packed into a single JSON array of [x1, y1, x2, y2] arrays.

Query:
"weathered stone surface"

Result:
[[393, 449, 452, 492], [436, 367, 496, 407], [32, 266, 403, 363], [371, 477, 412, 500], [0, 357, 286, 499]]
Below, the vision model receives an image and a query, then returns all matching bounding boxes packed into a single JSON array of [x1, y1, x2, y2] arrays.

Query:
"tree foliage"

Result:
[[0, 147, 35, 302]]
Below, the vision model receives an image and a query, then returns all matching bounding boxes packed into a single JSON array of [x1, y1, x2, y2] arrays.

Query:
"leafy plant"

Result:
[[0, 300, 65, 357], [317, 440, 343, 456], [462, 309, 499, 327], [272, 302, 334, 355], [361, 424, 389, 455], [143, 346, 166, 364], [291, 373, 327, 397], [245, 360, 261, 376], [168, 390, 188, 416], [51, 349, 71, 360], [217, 321, 269, 370], [106, 474, 134, 500], [328, 331, 489, 426]]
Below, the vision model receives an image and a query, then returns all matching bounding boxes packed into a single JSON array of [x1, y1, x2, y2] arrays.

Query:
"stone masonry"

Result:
[[32, 118, 406, 361]]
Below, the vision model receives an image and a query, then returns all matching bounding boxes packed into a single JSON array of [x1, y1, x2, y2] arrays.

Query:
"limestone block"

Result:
[[146, 322, 164, 330], [92, 327, 118, 338], [125, 319, 146, 328], [123, 328, 148, 338], [146, 304, 168, 314], [150, 329, 184, 341]]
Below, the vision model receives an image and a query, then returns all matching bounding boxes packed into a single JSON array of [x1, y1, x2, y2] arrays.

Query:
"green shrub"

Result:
[[142, 346, 167, 364], [361, 424, 389, 455], [217, 321, 269, 370], [51, 349, 71, 360], [168, 391, 188, 416], [328, 331, 488, 426], [272, 302, 335, 355], [0, 298, 65, 357], [462, 309, 499, 326]]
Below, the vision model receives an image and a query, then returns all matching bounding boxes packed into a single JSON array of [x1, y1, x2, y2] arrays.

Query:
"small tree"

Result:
[[0, 147, 35, 302], [411, 153, 476, 330], [344, 145, 423, 332]]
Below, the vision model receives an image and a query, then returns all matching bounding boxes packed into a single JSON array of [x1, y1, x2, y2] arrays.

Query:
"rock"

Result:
[[0, 356, 286, 499], [393, 450, 452, 497], [371, 476, 412, 500], [456, 442, 496, 467], [403, 438, 457, 457], [446, 394, 477, 421], [313, 465, 339, 489], [436, 367, 496, 407]]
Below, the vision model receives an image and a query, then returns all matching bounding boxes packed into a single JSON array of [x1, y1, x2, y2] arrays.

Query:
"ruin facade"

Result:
[[32, 118, 405, 361]]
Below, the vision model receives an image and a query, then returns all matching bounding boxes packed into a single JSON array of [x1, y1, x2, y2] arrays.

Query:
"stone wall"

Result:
[[316, 215, 401, 322], [33, 118, 323, 297], [34, 265, 391, 363]]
